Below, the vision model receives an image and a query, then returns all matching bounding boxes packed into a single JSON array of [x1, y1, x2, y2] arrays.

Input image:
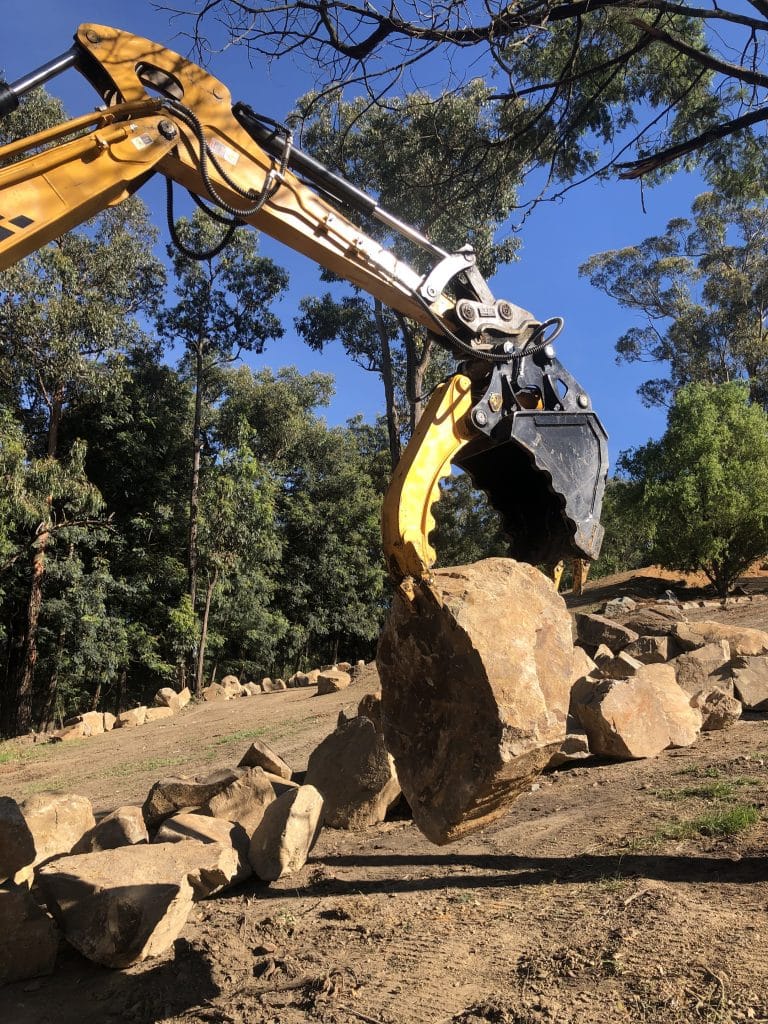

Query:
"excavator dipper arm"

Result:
[[0, 24, 608, 585]]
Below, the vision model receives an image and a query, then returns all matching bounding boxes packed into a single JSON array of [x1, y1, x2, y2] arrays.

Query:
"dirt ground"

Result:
[[2, 568, 768, 1024]]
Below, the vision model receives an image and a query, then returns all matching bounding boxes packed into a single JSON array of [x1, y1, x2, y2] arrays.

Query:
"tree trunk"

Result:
[[37, 628, 65, 733], [90, 681, 102, 711], [195, 567, 218, 696], [188, 341, 205, 612], [114, 667, 126, 717], [401, 319, 434, 433], [374, 300, 401, 467]]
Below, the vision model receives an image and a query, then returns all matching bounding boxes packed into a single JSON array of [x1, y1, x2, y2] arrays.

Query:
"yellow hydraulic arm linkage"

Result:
[[0, 24, 608, 589]]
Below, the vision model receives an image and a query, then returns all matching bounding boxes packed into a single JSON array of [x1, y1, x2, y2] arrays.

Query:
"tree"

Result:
[[294, 84, 523, 464], [157, 0, 750, 184], [619, 381, 768, 595], [158, 211, 288, 622], [581, 167, 768, 409], [0, 196, 165, 735]]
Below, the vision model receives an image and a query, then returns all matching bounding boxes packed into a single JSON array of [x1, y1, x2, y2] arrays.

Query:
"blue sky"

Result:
[[3, 0, 709, 464]]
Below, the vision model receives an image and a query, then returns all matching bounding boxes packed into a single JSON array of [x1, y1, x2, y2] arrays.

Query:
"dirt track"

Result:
[[2, 572, 768, 1024]]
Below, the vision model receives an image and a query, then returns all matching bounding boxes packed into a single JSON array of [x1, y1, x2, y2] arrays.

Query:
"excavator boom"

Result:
[[0, 23, 608, 586]]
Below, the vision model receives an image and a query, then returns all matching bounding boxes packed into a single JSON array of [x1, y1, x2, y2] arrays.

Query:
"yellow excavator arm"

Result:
[[0, 24, 608, 589]]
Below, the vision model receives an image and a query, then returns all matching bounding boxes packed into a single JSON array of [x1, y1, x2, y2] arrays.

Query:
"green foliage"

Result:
[[588, 478, 655, 580], [581, 164, 768, 409], [620, 382, 768, 595], [432, 473, 508, 567]]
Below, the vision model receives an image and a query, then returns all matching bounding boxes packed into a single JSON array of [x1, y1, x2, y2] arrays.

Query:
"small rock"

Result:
[[261, 677, 275, 693], [732, 655, 768, 710], [117, 706, 147, 728], [154, 687, 181, 711], [145, 707, 174, 723], [177, 687, 192, 708], [241, 682, 261, 696], [594, 648, 643, 679], [357, 691, 383, 730], [203, 767, 275, 832], [238, 739, 292, 780], [201, 683, 227, 702], [623, 635, 676, 664], [671, 641, 732, 697], [0, 884, 58, 984], [102, 713, 117, 732], [574, 613, 639, 652], [72, 806, 148, 854], [143, 768, 244, 829], [316, 670, 352, 695], [21, 792, 96, 867], [547, 733, 591, 769], [154, 812, 251, 886], [693, 687, 743, 731], [273, 678, 287, 691], [306, 717, 400, 830], [287, 672, 309, 688], [603, 596, 637, 618], [0, 797, 36, 882], [248, 785, 324, 881]]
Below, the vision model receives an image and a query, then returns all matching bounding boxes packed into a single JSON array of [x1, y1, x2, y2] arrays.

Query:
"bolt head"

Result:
[[158, 120, 178, 140], [426, 286, 437, 298], [498, 302, 513, 321], [577, 394, 589, 409], [474, 409, 488, 427], [86, 30, 101, 44]]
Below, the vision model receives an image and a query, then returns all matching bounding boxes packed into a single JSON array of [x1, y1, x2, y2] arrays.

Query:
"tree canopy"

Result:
[[156, 0, 767, 188]]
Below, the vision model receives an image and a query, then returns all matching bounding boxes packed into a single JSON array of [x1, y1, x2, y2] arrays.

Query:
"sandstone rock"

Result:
[[623, 635, 676, 664], [646, 664, 702, 747], [145, 706, 174, 723], [603, 596, 637, 618], [203, 767, 275, 832], [378, 559, 573, 845], [154, 812, 251, 886], [0, 884, 58, 984], [621, 608, 685, 635], [0, 797, 36, 882], [732, 655, 768, 710], [241, 682, 261, 696], [357, 691, 383, 730], [671, 641, 731, 696], [219, 676, 242, 699], [76, 711, 106, 737], [238, 739, 292, 780], [37, 840, 238, 967], [249, 785, 324, 881], [305, 669, 321, 686], [263, 772, 300, 796], [117, 706, 147, 728], [569, 647, 599, 724], [21, 793, 95, 867], [202, 683, 227, 702], [274, 678, 287, 691], [102, 712, 117, 732], [578, 675, 672, 759], [547, 733, 591, 769], [261, 677, 275, 693], [693, 687, 743, 731], [287, 672, 308, 688], [337, 661, 352, 672], [53, 722, 85, 742], [574, 613, 639, 652], [306, 716, 400, 830], [143, 768, 244, 829], [316, 670, 352, 695], [594, 648, 643, 679], [154, 687, 181, 711], [673, 621, 768, 657], [178, 687, 192, 708], [72, 806, 148, 854]]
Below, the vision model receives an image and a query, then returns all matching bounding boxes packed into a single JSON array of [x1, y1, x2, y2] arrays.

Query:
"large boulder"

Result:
[[306, 716, 400, 830], [0, 797, 36, 883], [316, 670, 352, 695], [670, 641, 732, 697], [693, 687, 743, 731], [731, 655, 768, 710], [37, 840, 239, 968], [154, 812, 251, 886], [0, 884, 59, 984], [238, 739, 292, 781], [378, 558, 573, 845], [142, 768, 243, 829], [623, 635, 677, 664], [154, 687, 181, 711], [72, 806, 148, 854], [673, 621, 768, 657], [574, 613, 639, 652], [248, 785, 324, 881], [116, 706, 147, 728], [620, 607, 685, 635], [20, 792, 95, 868], [577, 664, 700, 759], [202, 767, 275, 833], [219, 675, 242, 698], [145, 707, 174, 723], [202, 683, 227, 702]]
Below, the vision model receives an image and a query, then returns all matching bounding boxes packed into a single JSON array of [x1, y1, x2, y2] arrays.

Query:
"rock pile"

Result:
[[1, 691, 402, 984], [568, 601, 766, 759]]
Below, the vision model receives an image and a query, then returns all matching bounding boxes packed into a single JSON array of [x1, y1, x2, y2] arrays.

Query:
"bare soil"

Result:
[[2, 568, 768, 1024]]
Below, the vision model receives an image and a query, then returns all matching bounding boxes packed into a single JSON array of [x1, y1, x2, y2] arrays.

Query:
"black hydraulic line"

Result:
[[0, 46, 79, 118]]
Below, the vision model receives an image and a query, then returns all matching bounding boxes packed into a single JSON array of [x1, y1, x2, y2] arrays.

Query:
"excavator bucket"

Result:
[[452, 408, 608, 567]]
